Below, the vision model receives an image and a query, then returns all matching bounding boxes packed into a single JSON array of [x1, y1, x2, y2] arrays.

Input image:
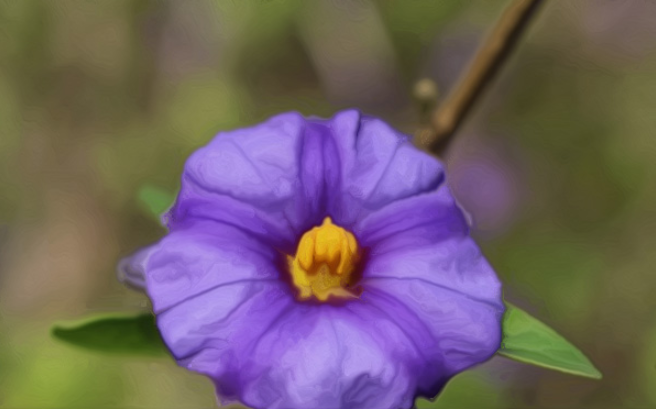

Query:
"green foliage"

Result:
[[2, 340, 128, 409], [137, 185, 175, 220], [415, 370, 501, 409], [498, 303, 602, 379], [51, 313, 168, 357]]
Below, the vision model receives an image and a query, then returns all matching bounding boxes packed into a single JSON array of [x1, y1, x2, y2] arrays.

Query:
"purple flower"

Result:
[[120, 110, 504, 409]]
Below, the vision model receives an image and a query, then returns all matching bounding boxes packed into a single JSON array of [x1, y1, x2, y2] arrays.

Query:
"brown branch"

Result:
[[421, 0, 545, 155]]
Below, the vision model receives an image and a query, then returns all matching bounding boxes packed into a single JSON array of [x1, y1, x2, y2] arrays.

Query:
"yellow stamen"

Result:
[[288, 217, 360, 301]]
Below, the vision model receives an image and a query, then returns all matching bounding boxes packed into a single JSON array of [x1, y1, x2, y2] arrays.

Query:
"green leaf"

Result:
[[51, 313, 168, 356], [498, 303, 602, 379], [137, 185, 175, 219]]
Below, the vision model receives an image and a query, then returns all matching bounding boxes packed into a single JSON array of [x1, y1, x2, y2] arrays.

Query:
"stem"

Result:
[[422, 0, 544, 155]]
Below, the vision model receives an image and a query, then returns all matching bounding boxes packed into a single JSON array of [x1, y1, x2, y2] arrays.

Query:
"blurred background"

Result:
[[1, 1, 655, 408]]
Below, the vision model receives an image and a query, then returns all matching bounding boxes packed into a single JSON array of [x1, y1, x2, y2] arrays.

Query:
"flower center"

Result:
[[288, 217, 360, 301]]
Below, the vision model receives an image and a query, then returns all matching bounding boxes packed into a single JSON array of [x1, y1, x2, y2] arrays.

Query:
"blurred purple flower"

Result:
[[120, 110, 503, 409], [581, 0, 656, 61], [448, 134, 525, 237]]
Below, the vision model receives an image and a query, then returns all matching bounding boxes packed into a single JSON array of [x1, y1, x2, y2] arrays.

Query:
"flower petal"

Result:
[[167, 113, 340, 253], [351, 182, 504, 397], [117, 246, 153, 291], [144, 220, 284, 313], [327, 110, 445, 226], [228, 305, 422, 409], [157, 280, 292, 370], [357, 184, 501, 306], [362, 280, 502, 398], [167, 110, 447, 249]]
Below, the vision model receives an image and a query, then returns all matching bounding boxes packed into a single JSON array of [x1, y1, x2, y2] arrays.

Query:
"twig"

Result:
[[420, 0, 545, 155]]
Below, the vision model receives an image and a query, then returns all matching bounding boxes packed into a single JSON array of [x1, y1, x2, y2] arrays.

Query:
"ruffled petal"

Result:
[[356, 184, 501, 305], [165, 109, 446, 249], [230, 304, 422, 409], [166, 113, 340, 253], [144, 220, 284, 313], [144, 220, 298, 391], [362, 281, 502, 398], [117, 245, 154, 291], [354, 184, 504, 397], [157, 281, 292, 375], [326, 110, 445, 227]]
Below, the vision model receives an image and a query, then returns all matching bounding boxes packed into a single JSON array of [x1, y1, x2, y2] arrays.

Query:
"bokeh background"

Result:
[[1, 1, 655, 408]]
